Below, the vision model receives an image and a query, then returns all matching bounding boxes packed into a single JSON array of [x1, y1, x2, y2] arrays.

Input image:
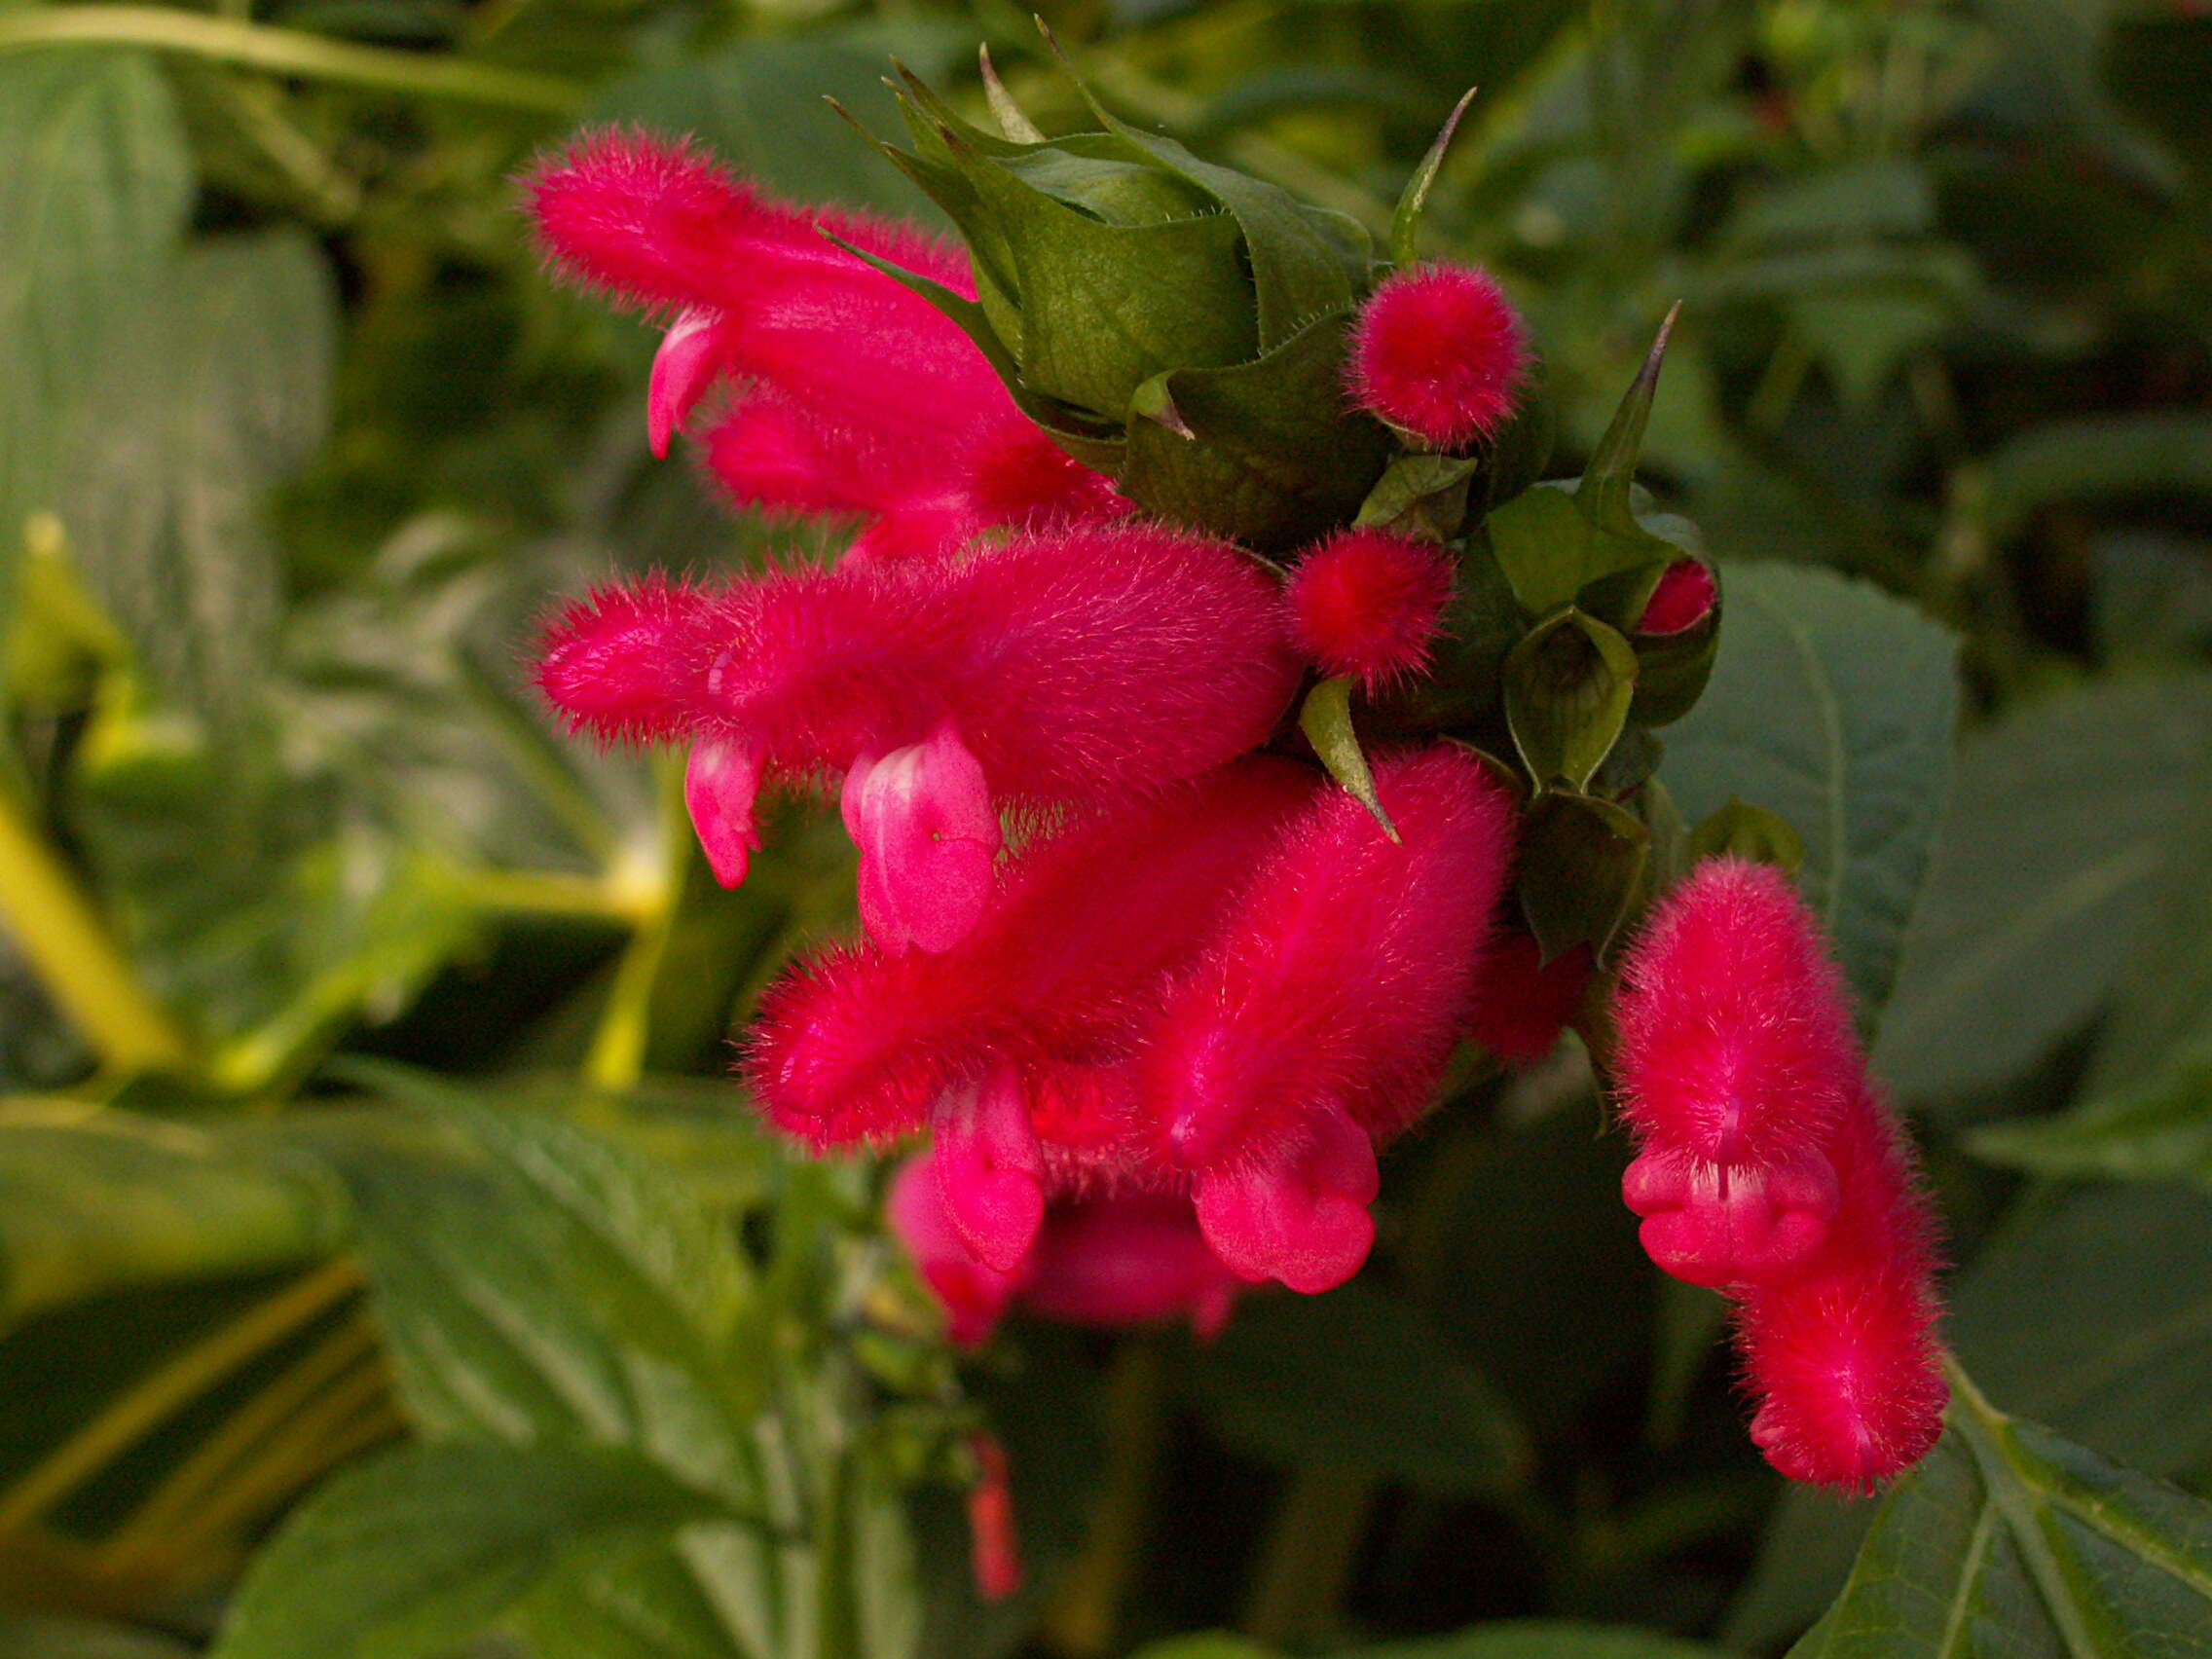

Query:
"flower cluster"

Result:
[[523, 81, 1941, 1499], [527, 128, 1537, 1309], [1610, 859, 1947, 1490]]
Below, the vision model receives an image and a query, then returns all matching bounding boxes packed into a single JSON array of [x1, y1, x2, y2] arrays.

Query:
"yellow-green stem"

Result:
[[0, 6, 580, 112], [0, 784, 191, 1078], [0, 1259, 356, 1536]]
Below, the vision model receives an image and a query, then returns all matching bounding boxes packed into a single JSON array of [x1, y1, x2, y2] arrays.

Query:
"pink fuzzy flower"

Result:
[[1609, 858, 1947, 1490], [527, 130, 1123, 555], [1347, 264, 1528, 450], [747, 757, 1318, 1153], [1285, 529, 1456, 689], [1636, 559, 1717, 636], [1610, 858, 1862, 1289], [1141, 746, 1515, 1292], [537, 524, 1300, 954], [1737, 1083, 1947, 1492]]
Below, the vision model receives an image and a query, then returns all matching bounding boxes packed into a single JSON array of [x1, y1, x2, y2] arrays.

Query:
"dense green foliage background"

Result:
[[2, 1, 2210, 1655]]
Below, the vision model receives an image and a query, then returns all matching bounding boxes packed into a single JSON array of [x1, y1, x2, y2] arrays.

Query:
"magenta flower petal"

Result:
[[840, 720, 1002, 955], [932, 1066, 1046, 1274], [1194, 1105, 1379, 1294], [648, 307, 722, 458], [886, 1152, 1023, 1348], [683, 736, 762, 889], [1621, 1142, 1839, 1289]]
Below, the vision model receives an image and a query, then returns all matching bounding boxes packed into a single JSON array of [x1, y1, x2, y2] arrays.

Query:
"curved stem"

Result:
[[0, 7, 581, 113], [0, 783, 192, 1078]]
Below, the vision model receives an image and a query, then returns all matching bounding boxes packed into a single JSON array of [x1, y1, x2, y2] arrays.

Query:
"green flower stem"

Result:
[[1239, 1462, 1380, 1649], [1043, 1338, 1172, 1657], [0, 783, 192, 1078], [0, 6, 581, 113], [584, 759, 689, 1092]]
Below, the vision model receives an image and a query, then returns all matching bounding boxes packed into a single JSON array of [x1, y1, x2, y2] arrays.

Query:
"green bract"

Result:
[[848, 65, 1397, 552]]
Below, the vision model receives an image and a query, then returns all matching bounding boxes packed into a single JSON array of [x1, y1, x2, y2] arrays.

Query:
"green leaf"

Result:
[[1876, 676, 2212, 1103], [60, 231, 336, 731], [0, 49, 192, 584], [1946, 1182, 2212, 1481], [1788, 1370, 2212, 1658], [1513, 790, 1649, 963], [1121, 309, 1395, 552], [1300, 676, 1395, 839], [207, 1441, 725, 1659], [1503, 609, 1639, 793], [0, 1107, 344, 1330], [1977, 416, 2212, 548], [1968, 1054, 2212, 1188], [1484, 484, 1671, 620], [1661, 563, 1958, 1023], [1334, 1620, 1722, 1658], [1194, 1280, 1530, 1495], [1687, 797, 1805, 872], [1389, 88, 1475, 269], [1579, 307, 1678, 539], [329, 1073, 754, 1457]]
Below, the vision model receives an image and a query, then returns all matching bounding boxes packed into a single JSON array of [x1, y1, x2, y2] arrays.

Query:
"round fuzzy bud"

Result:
[[1348, 264, 1528, 450], [1637, 559, 1716, 636], [1285, 529, 1456, 689]]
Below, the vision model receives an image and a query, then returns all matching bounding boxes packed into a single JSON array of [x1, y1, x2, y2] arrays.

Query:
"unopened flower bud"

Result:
[[1348, 264, 1528, 450], [1285, 529, 1456, 690]]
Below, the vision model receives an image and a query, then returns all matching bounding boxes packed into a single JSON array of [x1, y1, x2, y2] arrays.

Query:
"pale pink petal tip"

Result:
[[1195, 1107, 1380, 1295], [885, 1153, 1021, 1347], [684, 736, 762, 888], [933, 1068, 1045, 1275], [648, 307, 722, 458], [841, 720, 1002, 955]]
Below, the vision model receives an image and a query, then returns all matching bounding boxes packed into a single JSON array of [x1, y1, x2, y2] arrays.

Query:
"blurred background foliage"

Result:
[[1, 0, 2210, 1655]]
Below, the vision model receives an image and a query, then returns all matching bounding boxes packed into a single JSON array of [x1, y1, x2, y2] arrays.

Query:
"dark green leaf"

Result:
[[1876, 676, 2212, 1103], [1194, 1280, 1530, 1495], [1513, 790, 1648, 963], [1947, 1183, 2212, 1481], [1503, 610, 1639, 792], [0, 1108, 345, 1330], [1788, 1374, 2212, 1658], [1663, 564, 1958, 1023], [61, 232, 337, 731], [0, 50, 191, 584], [207, 1441, 725, 1659], [1978, 416, 2212, 548]]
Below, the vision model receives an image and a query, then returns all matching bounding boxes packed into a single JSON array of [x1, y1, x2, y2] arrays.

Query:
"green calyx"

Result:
[[843, 52, 1394, 552]]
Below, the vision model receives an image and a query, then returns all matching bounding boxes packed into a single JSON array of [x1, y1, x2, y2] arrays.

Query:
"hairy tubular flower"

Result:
[[1610, 858, 1861, 1289], [1738, 1082, 1947, 1492], [527, 130, 1122, 555], [1142, 746, 1515, 1291], [537, 523, 1300, 952], [1609, 858, 1947, 1489], [1347, 264, 1529, 451], [747, 757, 1318, 1153], [1285, 528, 1456, 690]]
